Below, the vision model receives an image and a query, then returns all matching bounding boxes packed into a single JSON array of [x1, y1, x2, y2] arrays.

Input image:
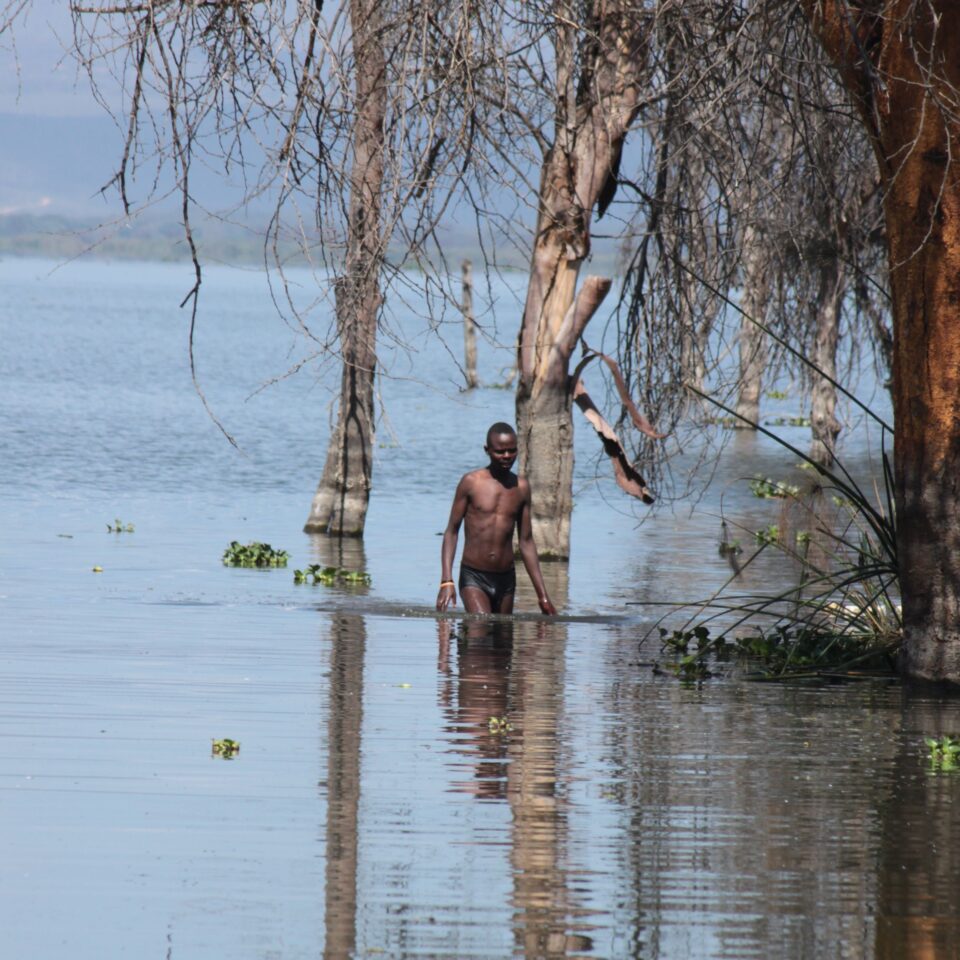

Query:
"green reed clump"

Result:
[[293, 564, 370, 586], [222, 541, 289, 567], [648, 377, 901, 682]]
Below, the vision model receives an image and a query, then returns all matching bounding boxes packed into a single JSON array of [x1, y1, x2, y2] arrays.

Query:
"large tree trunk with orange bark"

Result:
[[802, 1, 960, 681], [516, 1, 647, 559], [304, 0, 384, 536]]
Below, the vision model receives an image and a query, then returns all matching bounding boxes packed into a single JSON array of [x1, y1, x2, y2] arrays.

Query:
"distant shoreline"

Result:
[[0, 211, 620, 274]]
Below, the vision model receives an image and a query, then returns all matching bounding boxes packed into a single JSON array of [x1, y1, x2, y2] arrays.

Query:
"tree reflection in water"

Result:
[[311, 535, 369, 960], [875, 694, 960, 960]]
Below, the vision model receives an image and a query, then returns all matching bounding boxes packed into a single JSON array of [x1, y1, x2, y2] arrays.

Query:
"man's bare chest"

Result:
[[469, 483, 522, 519]]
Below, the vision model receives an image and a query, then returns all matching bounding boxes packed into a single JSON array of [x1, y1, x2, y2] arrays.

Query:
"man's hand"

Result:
[[436, 582, 457, 612], [538, 595, 557, 616]]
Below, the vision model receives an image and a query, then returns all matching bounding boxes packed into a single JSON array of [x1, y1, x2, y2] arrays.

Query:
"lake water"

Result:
[[2, 257, 959, 959]]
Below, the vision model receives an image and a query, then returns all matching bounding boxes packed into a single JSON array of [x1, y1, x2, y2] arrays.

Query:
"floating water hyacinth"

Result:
[[293, 564, 370, 586], [222, 541, 289, 567], [487, 716, 513, 734], [926, 735, 960, 773], [211, 738, 240, 758], [748, 477, 800, 499]]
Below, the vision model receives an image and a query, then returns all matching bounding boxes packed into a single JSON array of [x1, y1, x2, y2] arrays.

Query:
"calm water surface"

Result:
[[2, 258, 959, 959]]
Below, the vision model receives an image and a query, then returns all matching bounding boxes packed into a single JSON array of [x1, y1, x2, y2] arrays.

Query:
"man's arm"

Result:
[[437, 476, 470, 611], [516, 479, 557, 615]]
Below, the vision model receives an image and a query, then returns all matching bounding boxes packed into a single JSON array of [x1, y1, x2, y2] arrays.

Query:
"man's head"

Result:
[[485, 422, 518, 473]]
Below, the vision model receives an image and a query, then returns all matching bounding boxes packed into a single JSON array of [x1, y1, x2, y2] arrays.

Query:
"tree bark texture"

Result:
[[304, 0, 384, 536], [734, 224, 768, 427], [803, 1, 960, 681], [809, 257, 845, 466], [516, 1, 647, 558]]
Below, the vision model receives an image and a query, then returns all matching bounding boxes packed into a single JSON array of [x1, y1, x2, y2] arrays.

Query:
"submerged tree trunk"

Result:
[[809, 256, 844, 466], [462, 259, 478, 390], [804, 1, 960, 682], [734, 224, 768, 426], [516, 2, 647, 559], [304, 0, 384, 536]]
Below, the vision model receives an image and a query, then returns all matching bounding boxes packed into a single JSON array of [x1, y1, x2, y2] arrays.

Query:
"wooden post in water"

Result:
[[462, 259, 478, 390]]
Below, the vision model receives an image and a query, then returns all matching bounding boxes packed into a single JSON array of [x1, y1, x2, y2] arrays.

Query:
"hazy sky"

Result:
[[2, 2, 103, 118]]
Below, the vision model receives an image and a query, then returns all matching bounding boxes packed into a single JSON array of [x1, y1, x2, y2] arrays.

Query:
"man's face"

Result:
[[485, 433, 518, 472]]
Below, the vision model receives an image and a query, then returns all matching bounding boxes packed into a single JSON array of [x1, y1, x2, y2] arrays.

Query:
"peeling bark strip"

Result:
[[572, 380, 655, 504], [571, 347, 666, 440], [802, 1, 960, 682]]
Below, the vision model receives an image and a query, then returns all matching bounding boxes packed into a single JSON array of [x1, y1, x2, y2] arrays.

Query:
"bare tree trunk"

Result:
[[804, 0, 960, 682], [809, 256, 844, 466], [304, 0, 384, 536], [462, 259, 478, 390], [516, 1, 647, 559], [734, 225, 768, 426]]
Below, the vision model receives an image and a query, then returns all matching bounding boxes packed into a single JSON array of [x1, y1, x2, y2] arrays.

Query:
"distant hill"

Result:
[[0, 112, 622, 272]]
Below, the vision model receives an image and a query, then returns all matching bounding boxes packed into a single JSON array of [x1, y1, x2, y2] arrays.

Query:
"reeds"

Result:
[[646, 389, 899, 682]]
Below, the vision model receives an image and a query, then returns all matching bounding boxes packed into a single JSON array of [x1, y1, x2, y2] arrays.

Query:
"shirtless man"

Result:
[[436, 422, 557, 615]]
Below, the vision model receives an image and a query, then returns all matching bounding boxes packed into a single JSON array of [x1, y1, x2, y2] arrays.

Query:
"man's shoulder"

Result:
[[461, 467, 487, 483], [457, 468, 486, 490]]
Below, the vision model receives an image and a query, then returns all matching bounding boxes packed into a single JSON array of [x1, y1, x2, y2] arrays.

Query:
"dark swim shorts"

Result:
[[459, 563, 517, 607]]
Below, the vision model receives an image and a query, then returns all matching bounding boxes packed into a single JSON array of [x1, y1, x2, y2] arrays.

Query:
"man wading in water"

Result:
[[436, 422, 557, 615]]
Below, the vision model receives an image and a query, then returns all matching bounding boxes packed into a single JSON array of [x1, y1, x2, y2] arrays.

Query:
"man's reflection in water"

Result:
[[438, 616, 515, 800], [436, 586, 594, 956]]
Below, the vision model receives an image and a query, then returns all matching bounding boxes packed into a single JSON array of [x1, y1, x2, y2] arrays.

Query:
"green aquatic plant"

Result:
[[654, 626, 731, 682], [753, 524, 780, 546], [211, 738, 240, 758], [704, 415, 740, 429], [293, 564, 371, 586], [650, 617, 896, 683], [748, 477, 800, 499], [222, 541, 289, 567], [648, 364, 900, 682], [732, 624, 893, 675], [765, 389, 790, 400], [106, 518, 134, 533], [488, 716, 513, 734], [764, 415, 812, 427], [926, 735, 960, 772]]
